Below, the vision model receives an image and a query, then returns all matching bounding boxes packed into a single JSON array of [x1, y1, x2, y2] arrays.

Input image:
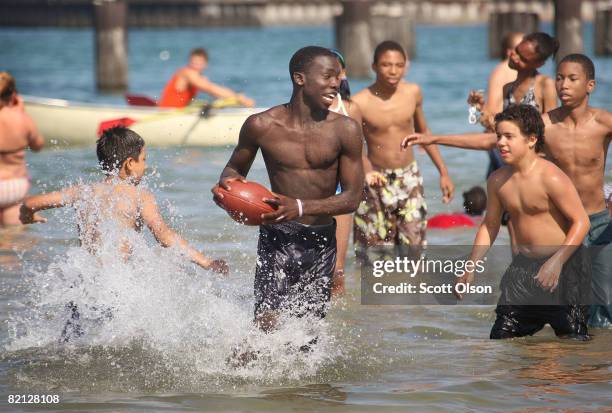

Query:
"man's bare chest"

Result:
[[499, 177, 549, 215], [259, 131, 340, 170], [363, 100, 416, 132], [545, 125, 606, 170]]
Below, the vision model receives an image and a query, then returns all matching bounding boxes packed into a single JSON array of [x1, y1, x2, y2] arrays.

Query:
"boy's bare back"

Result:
[[43, 182, 160, 254], [20, 126, 227, 274]]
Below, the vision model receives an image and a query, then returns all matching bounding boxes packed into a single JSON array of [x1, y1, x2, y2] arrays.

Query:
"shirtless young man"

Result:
[[457, 104, 591, 340], [159, 48, 255, 108], [351, 40, 454, 256], [0, 72, 44, 226], [212, 46, 364, 331], [404, 54, 612, 328], [20, 127, 227, 275]]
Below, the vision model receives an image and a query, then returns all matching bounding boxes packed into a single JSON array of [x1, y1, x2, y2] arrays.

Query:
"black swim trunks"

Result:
[[60, 301, 113, 343], [254, 220, 336, 319], [491, 246, 591, 340]]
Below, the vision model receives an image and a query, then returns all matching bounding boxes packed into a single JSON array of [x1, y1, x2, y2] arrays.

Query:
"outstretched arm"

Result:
[[402, 84, 497, 152], [20, 186, 79, 224], [402, 131, 497, 151], [141, 190, 228, 275], [185, 71, 254, 107], [413, 86, 454, 203]]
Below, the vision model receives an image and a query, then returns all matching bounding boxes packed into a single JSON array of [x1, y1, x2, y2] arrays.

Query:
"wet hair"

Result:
[[96, 126, 145, 174], [463, 186, 487, 216], [494, 104, 545, 152], [523, 32, 559, 62], [289, 46, 337, 84], [0, 72, 16, 104], [373, 40, 406, 64], [190, 48, 208, 60], [329, 48, 351, 100], [501, 32, 523, 59], [558, 53, 595, 80]]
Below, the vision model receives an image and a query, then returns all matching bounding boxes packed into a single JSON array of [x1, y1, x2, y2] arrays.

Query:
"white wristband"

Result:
[[296, 199, 303, 217]]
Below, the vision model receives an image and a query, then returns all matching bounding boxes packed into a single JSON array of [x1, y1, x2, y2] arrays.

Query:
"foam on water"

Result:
[[4, 179, 343, 390]]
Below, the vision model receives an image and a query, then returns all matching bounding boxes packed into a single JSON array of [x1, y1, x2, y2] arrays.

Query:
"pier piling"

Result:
[[370, 12, 416, 59], [594, 6, 612, 55], [554, 0, 583, 61], [488, 11, 539, 59], [94, 0, 128, 92], [335, 0, 373, 78]]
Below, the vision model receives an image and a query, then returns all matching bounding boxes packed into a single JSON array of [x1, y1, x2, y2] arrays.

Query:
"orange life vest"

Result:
[[159, 70, 197, 108]]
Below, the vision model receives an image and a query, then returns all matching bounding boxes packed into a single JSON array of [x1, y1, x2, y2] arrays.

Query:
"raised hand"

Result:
[[467, 90, 485, 111]]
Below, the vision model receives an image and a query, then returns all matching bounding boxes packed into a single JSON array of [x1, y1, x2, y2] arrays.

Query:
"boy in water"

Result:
[[20, 126, 227, 274], [159, 48, 254, 108], [405, 54, 612, 328], [352, 40, 454, 258], [428, 186, 486, 229], [456, 105, 591, 340]]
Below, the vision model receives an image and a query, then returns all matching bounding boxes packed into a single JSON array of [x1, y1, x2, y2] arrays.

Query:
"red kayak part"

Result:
[[97, 117, 136, 136], [428, 213, 475, 229], [125, 94, 157, 106]]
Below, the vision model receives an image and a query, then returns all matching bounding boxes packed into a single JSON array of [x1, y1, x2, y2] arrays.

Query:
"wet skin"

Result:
[[214, 55, 364, 226]]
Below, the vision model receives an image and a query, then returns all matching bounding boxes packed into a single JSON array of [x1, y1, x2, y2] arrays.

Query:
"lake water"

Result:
[[1, 24, 611, 412]]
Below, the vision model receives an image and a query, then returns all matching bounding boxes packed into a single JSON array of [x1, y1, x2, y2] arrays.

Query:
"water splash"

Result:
[[4, 181, 342, 391]]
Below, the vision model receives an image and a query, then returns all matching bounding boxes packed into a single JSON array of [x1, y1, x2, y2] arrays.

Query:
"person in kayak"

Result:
[[159, 48, 255, 108]]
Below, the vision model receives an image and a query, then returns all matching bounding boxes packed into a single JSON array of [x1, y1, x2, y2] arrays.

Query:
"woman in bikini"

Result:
[[0, 72, 44, 226]]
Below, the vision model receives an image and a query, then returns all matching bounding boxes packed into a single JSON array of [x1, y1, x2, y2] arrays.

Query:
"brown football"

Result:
[[216, 180, 275, 225]]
